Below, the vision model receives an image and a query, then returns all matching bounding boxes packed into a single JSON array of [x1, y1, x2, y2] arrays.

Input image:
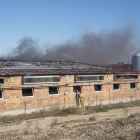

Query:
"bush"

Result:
[[88, 115, 96, 121]]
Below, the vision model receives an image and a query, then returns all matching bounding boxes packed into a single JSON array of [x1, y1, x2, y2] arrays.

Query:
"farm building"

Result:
[[0, 53, 140, 116]]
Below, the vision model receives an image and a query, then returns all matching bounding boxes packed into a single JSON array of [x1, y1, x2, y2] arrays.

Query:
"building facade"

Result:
[[0, 61, 140, 116]]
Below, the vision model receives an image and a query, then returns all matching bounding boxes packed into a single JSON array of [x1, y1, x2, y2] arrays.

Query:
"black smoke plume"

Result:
[[1, 26, 136, 65]]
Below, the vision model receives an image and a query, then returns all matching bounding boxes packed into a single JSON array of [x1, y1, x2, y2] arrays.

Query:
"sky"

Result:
[[0, 0, 140, 56]]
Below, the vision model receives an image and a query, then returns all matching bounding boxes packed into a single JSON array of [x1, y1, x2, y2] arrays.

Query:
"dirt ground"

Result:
[[0, 106, 140, 132], [0, 106, 140, 139]]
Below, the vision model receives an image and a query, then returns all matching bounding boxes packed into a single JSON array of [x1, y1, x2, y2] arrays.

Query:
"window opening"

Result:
[[49, 87, 58, 95], [24, 76, 60, 84], [94, 85, 102, 91], [73, 86, 81, 93], [113, 84, 120, 90], [0, 78, 4, 85], [22, 88, 33, 97], [130, 83, 136, 89], [116, 74, 138, 80], [0, 90, 3, 98], [76, 75, 104, 82]]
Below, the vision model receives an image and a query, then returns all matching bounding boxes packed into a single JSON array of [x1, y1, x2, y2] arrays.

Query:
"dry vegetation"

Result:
[[0, 100, 140, 126], [0, 101, 140, 139], [0, 113, 140, 139], [0, 106, 81, 126]]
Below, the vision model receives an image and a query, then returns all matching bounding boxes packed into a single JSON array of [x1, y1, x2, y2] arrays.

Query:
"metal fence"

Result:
[[23, 87, 140, 114]]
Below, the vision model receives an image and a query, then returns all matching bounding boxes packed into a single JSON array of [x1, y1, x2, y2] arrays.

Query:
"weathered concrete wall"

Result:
[[0, 74, 140, 116]]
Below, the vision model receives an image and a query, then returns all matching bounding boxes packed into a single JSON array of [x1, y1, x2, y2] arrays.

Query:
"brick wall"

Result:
[[0, 74, 140, 115], [4, 76, 22, 85]]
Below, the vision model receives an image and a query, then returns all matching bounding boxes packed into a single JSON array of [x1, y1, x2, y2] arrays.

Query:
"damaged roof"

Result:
[[0, 68, 135, 76], [0, 60, 137, 76], [0, 60, 108, 69], [106, 64, 132, 71]]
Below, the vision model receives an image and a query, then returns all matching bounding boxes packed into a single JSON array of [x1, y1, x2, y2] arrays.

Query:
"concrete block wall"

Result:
[[0, 74, 140, 115]]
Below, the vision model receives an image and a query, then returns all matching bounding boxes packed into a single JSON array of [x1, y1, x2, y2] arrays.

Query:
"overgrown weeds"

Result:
[[135, 130, 140, 139], [115, 114, 136, 126], [50, 118, 58, 129], [86, 100, 140, 113], [1, 112, 140, 140], [88, 115, 96, 121], [0, 106, 80, 125], [24, 121, 32, 135], [35, 121, 41, 134], [0, 100, 140, 126], [115, 136, 127, 140], [115, 118, 127, 126], [123, 107, 128, 117]]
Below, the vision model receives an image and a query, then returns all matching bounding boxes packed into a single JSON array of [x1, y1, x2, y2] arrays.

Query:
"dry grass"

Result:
[[135, 130, 140, 139], [1, 113, 140, 139], [0, 106, 80, 126], [88, 115, 96, 121], [86, 100, 140, 113], [123, 107, 128, 117], [35, 121, 41, 134], [0, 100, 140, 126], [50, 118, 58, 129], [24, 121, 32, 135]]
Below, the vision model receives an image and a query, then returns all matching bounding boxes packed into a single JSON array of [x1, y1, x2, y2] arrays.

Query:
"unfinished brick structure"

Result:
[[0, 61, 140, 116]]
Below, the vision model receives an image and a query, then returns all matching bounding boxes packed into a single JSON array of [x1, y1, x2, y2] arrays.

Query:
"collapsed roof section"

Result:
[[0, 60, 138, 76], [0, 60, 108, 69]]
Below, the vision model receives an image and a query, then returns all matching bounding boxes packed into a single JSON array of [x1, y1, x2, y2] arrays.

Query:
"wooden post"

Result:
[[25, 101, 26, 114], [38, 91, 40, 114], [109, 88, 110, 104], [96, 95, 97, 106], [76, 90, 79, 106], [64, 97, 65, 108], [135, 88, 136, 101]]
